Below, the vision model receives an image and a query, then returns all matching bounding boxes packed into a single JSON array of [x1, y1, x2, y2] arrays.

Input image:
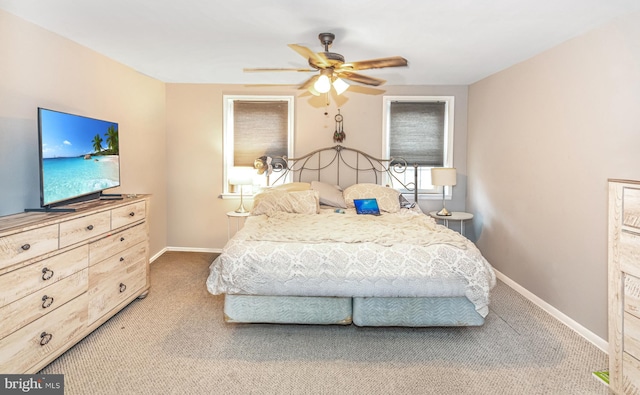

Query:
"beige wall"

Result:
[[1, 7, 468, 261], [165, 84, 469, 249], [6, 1, 637, 346], [468, 12, 640, 339], [0, 9, 168, 257]]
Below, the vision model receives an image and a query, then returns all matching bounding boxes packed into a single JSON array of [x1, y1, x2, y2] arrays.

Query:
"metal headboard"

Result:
[[257, 145, 418, 202]]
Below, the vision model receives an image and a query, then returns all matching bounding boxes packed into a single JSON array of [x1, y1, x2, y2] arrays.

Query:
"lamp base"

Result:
[[436, 207, 452, 216], [235, 189, 248, 213]]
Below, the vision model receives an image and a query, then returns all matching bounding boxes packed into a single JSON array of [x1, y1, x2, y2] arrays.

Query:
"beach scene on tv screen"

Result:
[[40, 110, 120, 205]]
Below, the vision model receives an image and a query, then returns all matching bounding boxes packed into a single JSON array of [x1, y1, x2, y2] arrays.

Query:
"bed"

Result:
[[207, 145, 496, 327]]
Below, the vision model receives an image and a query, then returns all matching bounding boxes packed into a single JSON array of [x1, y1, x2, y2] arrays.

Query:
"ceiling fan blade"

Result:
[[288, 44, 329, 68], [244, 67, 315, 73], [347, 85, 386, 95], [336, 71, 386, 86], [338, 56, 408, 71], [298, 75, 319, 90], [243, 84, 300, 88]]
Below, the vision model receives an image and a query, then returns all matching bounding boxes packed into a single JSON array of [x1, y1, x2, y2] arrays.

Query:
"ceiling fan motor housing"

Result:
[[308, 52, 345, 69], [318, 33, 335, 48]]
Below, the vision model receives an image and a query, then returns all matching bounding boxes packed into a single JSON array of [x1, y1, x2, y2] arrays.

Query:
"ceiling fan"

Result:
[[244, 33, 408, 95]]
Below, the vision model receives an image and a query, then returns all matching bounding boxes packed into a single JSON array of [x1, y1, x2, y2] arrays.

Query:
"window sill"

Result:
[[219, 193, 256, 200]]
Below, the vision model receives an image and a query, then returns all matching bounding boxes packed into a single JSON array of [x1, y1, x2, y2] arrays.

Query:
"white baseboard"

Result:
[[494, 268, 608, 354], [149, 247, 167, 263], [166, 246, 222, 254], [149, 246, 222, 264]]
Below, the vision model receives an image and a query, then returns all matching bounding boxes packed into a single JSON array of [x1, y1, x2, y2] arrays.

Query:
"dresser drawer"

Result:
[[59, 211, 111, 248], [623, 352, 640, 394], [0, 293, 87, 374], [620, 231, 640, 279], [0, 224, 59, 272], [0, 245, 88, 307], [111, 201, 146, 229], [89, 223, 147, 265], [626, 273, 640, 319], [0, 269, 87, 340], [624, 311, 640, 360], [88, 243, 147, 323], [623, 186, 640, 230]]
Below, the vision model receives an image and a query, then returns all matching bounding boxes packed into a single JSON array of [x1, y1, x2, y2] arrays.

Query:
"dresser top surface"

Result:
[[0, 195, 150, 236], [609, 179, 640, 186]]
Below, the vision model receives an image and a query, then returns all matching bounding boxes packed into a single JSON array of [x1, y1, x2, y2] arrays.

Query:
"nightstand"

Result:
[[227, 211, 250, 239], [428, 211, 474, 236]]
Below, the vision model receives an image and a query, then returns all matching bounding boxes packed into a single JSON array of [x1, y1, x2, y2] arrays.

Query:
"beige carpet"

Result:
[[41, 251, 608, 394]]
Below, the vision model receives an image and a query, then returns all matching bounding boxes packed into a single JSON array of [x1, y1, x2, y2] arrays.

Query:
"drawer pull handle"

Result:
[[120, 237, 125, 242], [21, 243, 31, 251], [119, 257, 125, 262], [119, 283, 127, 293], [86, 225, 94, 231], [40, 332, 53, 346], [129, 212, 135, 217], [41, 267, 54, 281], [41, 295, 54, 309]]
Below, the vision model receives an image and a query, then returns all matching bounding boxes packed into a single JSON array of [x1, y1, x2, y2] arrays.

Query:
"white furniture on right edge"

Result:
[[608, 179, 640, 394], [429, 211, 474, 236]]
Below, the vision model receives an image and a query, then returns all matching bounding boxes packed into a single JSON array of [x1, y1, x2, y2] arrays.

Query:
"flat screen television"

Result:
[[35, 108, 121, 210]]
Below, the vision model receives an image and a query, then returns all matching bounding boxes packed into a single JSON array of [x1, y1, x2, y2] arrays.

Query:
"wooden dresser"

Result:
[[0, 195, 150, 373], [609, 180, 640, 393]]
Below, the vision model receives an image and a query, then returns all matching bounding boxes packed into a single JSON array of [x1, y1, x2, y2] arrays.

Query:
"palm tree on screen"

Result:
[[105, 125, 118, 155], [92, 134, 103, 154]]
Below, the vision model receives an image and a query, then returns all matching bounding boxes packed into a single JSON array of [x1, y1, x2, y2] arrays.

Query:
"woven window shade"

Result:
[[389, 101, 445, 166], [233, 101, 288, 166]]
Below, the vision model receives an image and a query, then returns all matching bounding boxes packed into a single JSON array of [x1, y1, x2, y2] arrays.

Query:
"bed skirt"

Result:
[[223, 295, 485, 327], [352, 296, 484, 327], [224, 295, 353, 325]]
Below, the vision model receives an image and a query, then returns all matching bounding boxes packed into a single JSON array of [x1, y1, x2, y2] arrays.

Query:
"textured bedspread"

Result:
[[207, 208, 496, 317]]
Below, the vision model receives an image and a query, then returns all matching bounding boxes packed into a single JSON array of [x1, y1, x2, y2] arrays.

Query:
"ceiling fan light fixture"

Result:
[[308, 85, 321, 96], [332, 77, 349, 95], [313, 73, 331, 93]]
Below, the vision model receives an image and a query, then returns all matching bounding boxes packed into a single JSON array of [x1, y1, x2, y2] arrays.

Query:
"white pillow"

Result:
[[343, 183, 401, 213], [311, 181, 346, 208], [252, 189, 319, 216]]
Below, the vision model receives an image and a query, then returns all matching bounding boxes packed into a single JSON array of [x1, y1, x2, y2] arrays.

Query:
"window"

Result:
[[382, 96, 454, 198], [223, 95, 294, 195]]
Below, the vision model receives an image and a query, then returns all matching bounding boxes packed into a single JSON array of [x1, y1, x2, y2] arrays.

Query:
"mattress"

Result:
[[207, 208, 495, 317]]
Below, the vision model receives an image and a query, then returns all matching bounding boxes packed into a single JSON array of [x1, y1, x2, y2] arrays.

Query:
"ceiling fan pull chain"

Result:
[[333, 110, 345, 143]]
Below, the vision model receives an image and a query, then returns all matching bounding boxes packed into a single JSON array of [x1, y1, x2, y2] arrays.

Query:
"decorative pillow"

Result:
[[311, 180, 346, 208], [271, 182, 311, 192], [343, 183, 401, 213], [252, 189, 319, 216]]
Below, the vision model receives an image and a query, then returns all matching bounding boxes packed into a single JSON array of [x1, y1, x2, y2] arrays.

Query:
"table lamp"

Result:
[[229, 167, 254, 213], [431, 167, 457, 216]]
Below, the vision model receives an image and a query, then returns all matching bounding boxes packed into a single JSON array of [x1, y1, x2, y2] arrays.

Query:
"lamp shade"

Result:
[[313, 74, 331, 93], [332, 78, 349, 95], [228, 167, 254, 186], [431, 167, 457, 186]]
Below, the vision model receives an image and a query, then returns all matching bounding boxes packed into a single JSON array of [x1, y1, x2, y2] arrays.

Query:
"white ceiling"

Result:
[[1, 0, 639, 86]]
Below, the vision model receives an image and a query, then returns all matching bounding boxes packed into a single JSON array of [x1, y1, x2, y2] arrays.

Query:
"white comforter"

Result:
[[207, 208, 496, 317]]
